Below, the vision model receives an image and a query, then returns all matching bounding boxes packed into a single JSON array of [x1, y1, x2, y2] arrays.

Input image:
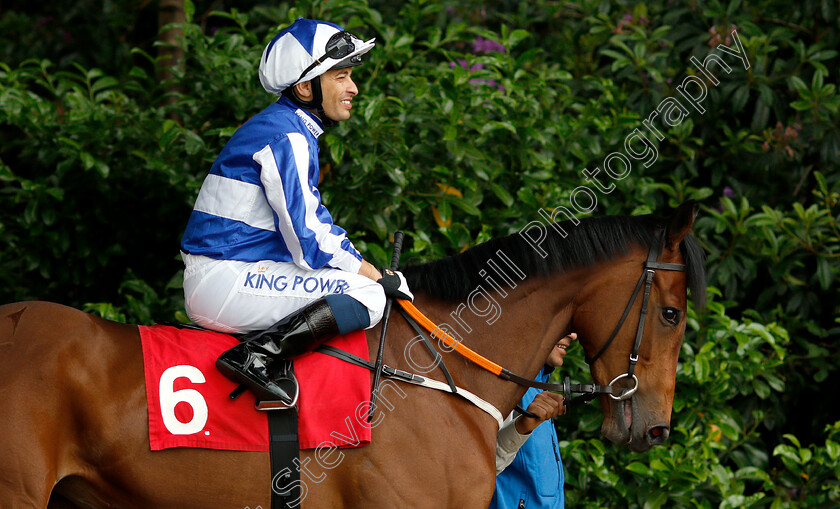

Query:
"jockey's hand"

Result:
[[514, 391, 565, 435], [377, 269, 414, 301]]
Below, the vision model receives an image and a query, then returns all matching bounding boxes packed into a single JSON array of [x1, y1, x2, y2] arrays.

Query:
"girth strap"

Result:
[[268, 410, 300, 508], [266, 363, 301, 509]]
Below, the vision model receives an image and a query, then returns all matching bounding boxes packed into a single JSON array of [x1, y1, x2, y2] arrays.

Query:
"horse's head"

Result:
[[572, 201, 703, 452]]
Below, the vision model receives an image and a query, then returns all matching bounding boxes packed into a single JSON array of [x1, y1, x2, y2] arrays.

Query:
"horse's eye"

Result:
[[662, 307, 679, 325]]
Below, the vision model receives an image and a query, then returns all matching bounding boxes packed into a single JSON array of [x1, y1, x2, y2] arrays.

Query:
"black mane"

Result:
[[403, 215, 706, 306]]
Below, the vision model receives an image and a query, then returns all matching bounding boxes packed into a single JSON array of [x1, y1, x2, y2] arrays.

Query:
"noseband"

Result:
[[579, 226, 686, 403]]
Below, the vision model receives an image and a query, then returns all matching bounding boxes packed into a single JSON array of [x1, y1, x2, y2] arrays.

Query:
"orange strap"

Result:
[[396, 299, 504, 376]]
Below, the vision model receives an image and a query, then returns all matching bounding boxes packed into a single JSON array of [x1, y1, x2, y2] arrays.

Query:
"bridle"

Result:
[[578, 226, 687, 404]]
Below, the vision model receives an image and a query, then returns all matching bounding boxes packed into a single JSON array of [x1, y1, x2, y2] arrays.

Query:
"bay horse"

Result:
[[0, 203, 704, 508]]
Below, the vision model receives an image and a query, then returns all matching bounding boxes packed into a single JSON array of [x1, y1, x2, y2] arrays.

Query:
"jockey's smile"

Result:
[[319, 67, 358, 122]]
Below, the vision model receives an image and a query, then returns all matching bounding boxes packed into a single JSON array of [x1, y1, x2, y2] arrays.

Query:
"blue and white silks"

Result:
[[181, 96, 362, 274], [180, 97, 384, 333]]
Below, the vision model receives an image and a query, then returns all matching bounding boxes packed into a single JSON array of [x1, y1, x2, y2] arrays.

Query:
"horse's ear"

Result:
[[666, 200, 698, 251]]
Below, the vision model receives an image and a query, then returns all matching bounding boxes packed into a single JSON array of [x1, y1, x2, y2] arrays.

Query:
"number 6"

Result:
[[159, 365, 209, 435]]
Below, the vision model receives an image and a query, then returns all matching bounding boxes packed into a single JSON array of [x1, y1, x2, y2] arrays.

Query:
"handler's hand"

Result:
[[514, 391, 566, 435]]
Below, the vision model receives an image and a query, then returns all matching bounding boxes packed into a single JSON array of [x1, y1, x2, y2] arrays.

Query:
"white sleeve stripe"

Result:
[[255, 144, 313, 270], [193, 174, 276, 231], [286, 133, 355, 262], [329, 248, 362, 273]]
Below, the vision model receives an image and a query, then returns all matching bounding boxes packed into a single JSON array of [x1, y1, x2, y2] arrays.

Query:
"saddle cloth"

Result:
[[138, 324, 372, 451]]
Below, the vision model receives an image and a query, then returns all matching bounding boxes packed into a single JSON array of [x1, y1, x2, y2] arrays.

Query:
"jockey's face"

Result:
[[319, 67, 358, 122]]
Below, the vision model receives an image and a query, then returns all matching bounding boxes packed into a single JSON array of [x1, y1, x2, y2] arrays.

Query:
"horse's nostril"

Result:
[[647, 424, 670, 444]]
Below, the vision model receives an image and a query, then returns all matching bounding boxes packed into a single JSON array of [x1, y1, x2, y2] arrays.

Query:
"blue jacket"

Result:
[[489, 366, 565, 509], [181, 97, 363, 273]]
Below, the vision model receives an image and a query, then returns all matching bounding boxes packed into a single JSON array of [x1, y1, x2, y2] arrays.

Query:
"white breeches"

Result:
[[181, 253, 386, 333]]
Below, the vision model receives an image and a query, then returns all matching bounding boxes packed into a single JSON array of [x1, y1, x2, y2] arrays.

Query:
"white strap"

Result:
[[396, 375, 504, 429]]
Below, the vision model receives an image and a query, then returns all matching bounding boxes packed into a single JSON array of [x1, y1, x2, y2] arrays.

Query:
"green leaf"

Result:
[[489, 183, 514, 207], [625, 462, 650, 475], [446, 195, 481, 217], [507, 29, 530, 49], [184, 0, 195, 22], [444, 124, 457, 141], [826, 439, 840, 461], [717, 413, 742, 440], [364, 241, 388, 267], [789, 75, 808, 91], [815, 256, 834, 290], [732, 85, 750, 112], [642, 491, 668, 509], [790, 100, 811, 111], [736, 466, 772, 486], [80, 152, 95, 171], [773, 444, 802, 464]]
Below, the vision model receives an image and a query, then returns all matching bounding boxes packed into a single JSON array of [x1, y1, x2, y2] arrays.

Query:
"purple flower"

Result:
[[469, 78, 505, 92], [450, 55, 504, 92], [472, 37, 506, 54], [723, 186, 736, 198]]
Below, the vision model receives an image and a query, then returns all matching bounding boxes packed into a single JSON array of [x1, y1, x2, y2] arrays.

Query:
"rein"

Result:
[[394, 299, 610, 408], [394, 226, 687, 408]]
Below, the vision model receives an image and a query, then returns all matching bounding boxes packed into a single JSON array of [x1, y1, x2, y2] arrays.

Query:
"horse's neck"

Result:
[[397, 267, 594, 419]]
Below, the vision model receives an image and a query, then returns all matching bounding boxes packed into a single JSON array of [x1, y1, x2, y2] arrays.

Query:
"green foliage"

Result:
[[1, 0, 838, 506], [558, 289, 839, 507]]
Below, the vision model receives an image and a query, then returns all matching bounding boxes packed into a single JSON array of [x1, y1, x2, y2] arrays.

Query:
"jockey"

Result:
[[180, 18, 412, 402]]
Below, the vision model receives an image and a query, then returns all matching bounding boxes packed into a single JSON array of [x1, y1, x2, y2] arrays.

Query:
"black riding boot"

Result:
[[216, 298, 340, 402]]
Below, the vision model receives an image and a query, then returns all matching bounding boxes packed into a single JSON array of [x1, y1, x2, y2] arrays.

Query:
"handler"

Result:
[[179, 18, 411, 402], [492, 333, 576, 509]]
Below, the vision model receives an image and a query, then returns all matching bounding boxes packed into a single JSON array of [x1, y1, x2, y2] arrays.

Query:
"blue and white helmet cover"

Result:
[[259, 18, 375, 96]]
